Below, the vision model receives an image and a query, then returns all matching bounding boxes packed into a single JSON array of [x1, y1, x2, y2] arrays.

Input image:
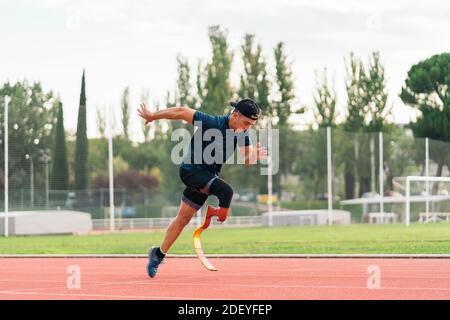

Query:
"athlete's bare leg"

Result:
[[160, 200, 198, 253]]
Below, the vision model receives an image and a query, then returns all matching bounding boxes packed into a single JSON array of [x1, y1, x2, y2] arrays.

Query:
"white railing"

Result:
[[405, 176, 450, 226], [92, 216, 262, 231]]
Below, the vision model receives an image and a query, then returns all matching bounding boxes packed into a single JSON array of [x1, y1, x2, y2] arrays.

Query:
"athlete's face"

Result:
[[230, 111, 257, 132]]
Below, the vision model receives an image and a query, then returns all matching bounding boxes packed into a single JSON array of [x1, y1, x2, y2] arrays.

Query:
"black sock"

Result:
[[156, 247, 166, 259]]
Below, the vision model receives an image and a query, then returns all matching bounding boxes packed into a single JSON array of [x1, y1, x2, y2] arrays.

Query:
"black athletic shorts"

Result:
[[179, 166, 218, 210]]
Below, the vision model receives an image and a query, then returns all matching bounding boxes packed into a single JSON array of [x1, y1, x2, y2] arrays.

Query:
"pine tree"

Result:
[[401, 52, 450, 141], [51, 102, 69, 190], [401, 52, 450, 182], [74, 70, 89, 190]]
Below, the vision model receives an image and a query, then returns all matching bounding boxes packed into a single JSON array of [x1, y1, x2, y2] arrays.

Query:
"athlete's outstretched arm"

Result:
[[138, 103, 196, 124]]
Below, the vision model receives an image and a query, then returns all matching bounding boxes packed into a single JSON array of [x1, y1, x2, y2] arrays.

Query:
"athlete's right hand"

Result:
[[138, 103, 154, 124]]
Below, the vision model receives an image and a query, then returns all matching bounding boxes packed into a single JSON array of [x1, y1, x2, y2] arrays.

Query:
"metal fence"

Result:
[[92, 216, 263, 231], [1, 93, 450, 237]]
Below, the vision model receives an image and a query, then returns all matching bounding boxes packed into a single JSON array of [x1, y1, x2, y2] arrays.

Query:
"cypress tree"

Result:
[[74, 70, 88, 190], [51, 102, 69, 190]]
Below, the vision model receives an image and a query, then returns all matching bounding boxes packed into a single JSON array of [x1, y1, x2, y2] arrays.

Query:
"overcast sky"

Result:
[[1, 0, 449, 140]]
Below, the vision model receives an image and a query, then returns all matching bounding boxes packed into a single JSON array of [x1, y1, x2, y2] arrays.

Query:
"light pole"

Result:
[[4, 95, 9, 237], [25, 154, 34, 207], [39, 149, 51, 209]]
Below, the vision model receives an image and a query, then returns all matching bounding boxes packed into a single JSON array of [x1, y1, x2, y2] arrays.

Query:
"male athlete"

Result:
[[138, 98, 267, 278]]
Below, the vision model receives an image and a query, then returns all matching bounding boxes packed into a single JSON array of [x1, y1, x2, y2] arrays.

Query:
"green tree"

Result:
[[177, 54, 196, 108], [51, 102, 69, 190], [200, 26, 233, 115], [121, 86, 130, 139], [273, 42, 298, 126], [96, 106, 106, 138], [196, 60, 206, 108], [400, 52, 450, 179], [313, 67, 337, 128], [344, 53, 366, 132], [341, 52, 391, 198], [300, 68, 338, 200], [153, 99, 164, 140], [365, 52, 390, 132], [343, 53, 367, 198], [343, 52, 390, 130], [228, 34, 271, 194], [88, 138, 108, 179], [173, 54, 196, 130], [0, 81, 59, 193], [272, 42, 300, 203], [140, 89, 151, 142], [238, 34, 270, 114], [74, 70, 89, 190]]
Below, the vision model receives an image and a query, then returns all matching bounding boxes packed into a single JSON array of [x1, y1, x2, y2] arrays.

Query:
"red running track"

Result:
[[0, 257, 449, 300]]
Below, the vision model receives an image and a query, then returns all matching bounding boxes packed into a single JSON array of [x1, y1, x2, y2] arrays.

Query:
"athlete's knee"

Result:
[[176, 213, 193, 226], [221, 182, 234, 201], [209, 179, 234, 208]]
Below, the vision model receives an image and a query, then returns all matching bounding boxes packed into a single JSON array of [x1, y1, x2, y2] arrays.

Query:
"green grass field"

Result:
[[1, 223, 449, 254]]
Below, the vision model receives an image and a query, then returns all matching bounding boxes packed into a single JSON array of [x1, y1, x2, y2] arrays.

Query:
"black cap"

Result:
[[229, 98, 260, 120]]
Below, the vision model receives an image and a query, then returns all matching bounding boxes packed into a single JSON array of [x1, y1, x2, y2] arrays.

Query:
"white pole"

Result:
[[379, 132, 384, 216], [30, 157, 34, 207], [267, 117, 273, 227], [370, 136, 376, 193], [4, 96, 9, 237], [327, 127, 333, 225], [45, 157, 49, 208], [108, 112, 115, 231], [405, 177, 410, 227], [425, 138, 429, 221]]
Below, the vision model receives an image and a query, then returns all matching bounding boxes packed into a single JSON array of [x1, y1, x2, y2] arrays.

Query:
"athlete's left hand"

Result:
[[255, 143, 269, 161]]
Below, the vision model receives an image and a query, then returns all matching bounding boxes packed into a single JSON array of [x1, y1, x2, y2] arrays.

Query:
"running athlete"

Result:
[[137, 98, 267, 278]]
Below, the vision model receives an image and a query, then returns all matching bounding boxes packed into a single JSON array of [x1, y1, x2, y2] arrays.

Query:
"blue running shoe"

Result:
[[147, 246, 164, 278]]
